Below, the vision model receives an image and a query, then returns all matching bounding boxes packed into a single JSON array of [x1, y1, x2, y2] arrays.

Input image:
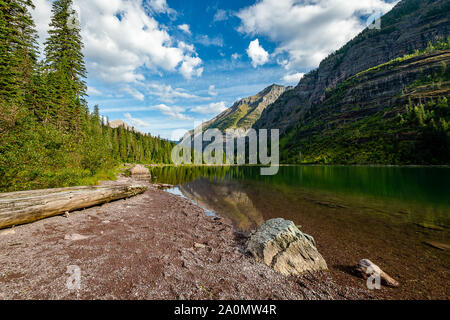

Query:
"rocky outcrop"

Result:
[[130, 165, 151, 181], [203, 84, 288, 132], [254, 0, 450, 134], [109, 120, 142, 134], [179, 84, 288, 148], [247, 218, 328, 276]]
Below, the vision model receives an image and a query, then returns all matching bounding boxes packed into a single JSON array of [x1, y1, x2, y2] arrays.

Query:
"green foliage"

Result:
[[279, 46, 450, 166], [381, 0, 421, 28], [0, 0, 175, 192], [280, 96, 449, 166], [356, 38, 450, 78]]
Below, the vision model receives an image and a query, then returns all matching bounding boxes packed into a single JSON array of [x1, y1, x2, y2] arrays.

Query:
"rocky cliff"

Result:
[[280, 48, 450, 164], [254, 0, 450, 134], [204, 84, 288, 131]]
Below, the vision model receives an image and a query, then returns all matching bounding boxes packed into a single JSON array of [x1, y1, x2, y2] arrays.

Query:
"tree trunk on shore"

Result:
[[0, 185, 148, 229]]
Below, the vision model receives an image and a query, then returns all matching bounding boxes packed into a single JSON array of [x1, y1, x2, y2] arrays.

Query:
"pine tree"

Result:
[[0, 0, 38, 104], [44, 0, 87, 130]]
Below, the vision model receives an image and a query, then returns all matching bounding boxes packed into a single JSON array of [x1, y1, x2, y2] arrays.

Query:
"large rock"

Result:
[[247, 218, 328, 276], [130, 165, 151, 181]]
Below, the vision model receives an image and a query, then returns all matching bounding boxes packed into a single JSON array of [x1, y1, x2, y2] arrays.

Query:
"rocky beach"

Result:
[[0, 176, 380, 300]]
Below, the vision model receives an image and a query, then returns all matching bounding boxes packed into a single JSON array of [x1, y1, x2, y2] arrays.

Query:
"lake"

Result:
[[150, 165, 450, 299]]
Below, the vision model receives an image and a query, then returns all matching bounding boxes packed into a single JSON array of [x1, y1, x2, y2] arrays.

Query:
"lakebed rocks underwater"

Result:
[[0, 168, 405, 300]]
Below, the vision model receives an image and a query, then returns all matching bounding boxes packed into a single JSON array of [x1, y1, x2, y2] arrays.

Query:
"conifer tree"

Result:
[[0, 0, 38, 104], [44, 0, 87, 130]]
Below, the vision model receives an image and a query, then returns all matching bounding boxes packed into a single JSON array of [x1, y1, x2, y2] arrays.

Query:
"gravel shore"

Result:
[[0, 178, 375, 300]]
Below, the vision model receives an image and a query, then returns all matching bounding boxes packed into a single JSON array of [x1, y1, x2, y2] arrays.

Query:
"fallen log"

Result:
[[0, 184, 148, 230]]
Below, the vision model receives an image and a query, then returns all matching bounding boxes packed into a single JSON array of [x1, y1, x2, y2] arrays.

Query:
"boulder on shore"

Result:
[[130, 165, 151, 180], [247, 218, 328, 276]]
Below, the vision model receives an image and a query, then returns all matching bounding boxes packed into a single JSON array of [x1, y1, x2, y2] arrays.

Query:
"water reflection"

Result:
[[150, 165, 450, 298]]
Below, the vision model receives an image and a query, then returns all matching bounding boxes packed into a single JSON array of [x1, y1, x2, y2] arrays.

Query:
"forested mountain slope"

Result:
[[203, 84, 287, 132], [0, 0, 174, 192], [252, 0, 449, 164], [254, 0, 449, 133]]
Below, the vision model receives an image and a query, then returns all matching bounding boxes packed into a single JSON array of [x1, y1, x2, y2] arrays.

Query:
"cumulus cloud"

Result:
[[208, 85, 218, 97], [87, 86, 102, 96], [237, 0, 398, 69], [247, 39, 269, 68], [195, 34, 224, 47], [33, 0, 203, 82], [123, 87, 145, 101], [145, 0, 175, 16], [178, 24, 191, 35], [282, 72, 305, 85], [146, 83, 203, 103], [190, 102, 227, 115], [31, 0, 52, 53], [124, 113, 151, 128], [150, 104, 193, 120], [179, 56, 204, 79], [231, 53, 241, 60], [213, 9, 229, 22]]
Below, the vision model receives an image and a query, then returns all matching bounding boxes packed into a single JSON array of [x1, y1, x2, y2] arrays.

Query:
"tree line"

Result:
[[0, 0, 174, 192]]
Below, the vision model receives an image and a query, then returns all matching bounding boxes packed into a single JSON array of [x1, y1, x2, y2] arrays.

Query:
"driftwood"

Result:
[[0, 184, 148, 230], [356, 259, 399, 288], [154, 183, 174, 189]]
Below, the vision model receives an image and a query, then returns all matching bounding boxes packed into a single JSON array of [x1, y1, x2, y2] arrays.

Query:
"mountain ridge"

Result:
[[203, 84, 288, 132], [254, 0, 450, 133]]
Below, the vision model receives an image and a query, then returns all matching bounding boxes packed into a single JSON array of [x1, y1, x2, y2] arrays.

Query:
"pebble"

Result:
[[64, 234, 90, 241], [194, 243, 206, 249], [0, 229, 15, 236]]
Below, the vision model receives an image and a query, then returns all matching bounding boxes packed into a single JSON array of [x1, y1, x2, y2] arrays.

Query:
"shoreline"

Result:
[[0, 176, 376, 300], [147, 164, 450, 168]]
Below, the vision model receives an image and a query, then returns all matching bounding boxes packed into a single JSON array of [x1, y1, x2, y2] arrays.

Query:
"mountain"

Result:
[[254, 0, 450, 134], [252, 0, 450, 165], [109, 119, 143, 134], [202, 84, 288, 132]]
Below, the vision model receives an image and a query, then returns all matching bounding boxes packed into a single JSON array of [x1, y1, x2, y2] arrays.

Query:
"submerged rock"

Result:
[[423, 241, 450, 252], [246, 218, 328, 276], [356, 259, 399, 288]]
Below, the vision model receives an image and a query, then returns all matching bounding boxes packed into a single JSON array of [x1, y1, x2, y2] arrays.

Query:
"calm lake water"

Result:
[[150, 166, 450, 299]]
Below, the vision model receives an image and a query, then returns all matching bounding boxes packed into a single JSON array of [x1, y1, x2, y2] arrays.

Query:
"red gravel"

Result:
[[0, 178, 375, 300]]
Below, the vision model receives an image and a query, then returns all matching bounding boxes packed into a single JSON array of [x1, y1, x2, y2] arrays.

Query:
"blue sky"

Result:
[[32, 0, 399, 139]]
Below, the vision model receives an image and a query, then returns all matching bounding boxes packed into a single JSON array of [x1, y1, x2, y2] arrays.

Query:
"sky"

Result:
[[31, 0, 399, 140]]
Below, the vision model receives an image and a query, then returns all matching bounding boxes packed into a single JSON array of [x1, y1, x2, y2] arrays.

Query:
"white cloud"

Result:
[[247, 39, 269, 68], [237, 0, 398, 69], [208, 85, 218, 97], [231, 53, 241, 60], [33, 0, 203, 82], [282, 72, 305, 85], [87, 86, 102, 96], [191, 102, 227, 115], [124, 112, 151, 128], [123, 87, 145, 101], [177, 41, 195, 53], [195, 34, 224, 47], [213, 9, 229, 22], [31, 0, 52, 53], [179, 56, 204, 79], [145, 0, 175, 16], [149, 104, 193, 120], [178, 24, 191, 35], [146, 83, 207, 103]]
